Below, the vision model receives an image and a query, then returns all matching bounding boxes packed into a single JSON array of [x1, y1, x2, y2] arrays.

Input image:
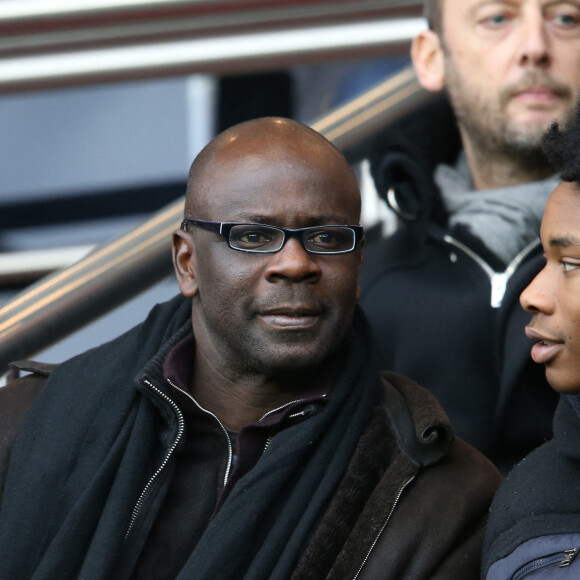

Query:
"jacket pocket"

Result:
[[512, 548, 580, 579]]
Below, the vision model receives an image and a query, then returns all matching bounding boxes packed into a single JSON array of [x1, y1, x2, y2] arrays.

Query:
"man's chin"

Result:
[[506, 104, 572, 143], [242, 342, 340, 379], [499, 120, 549, 154]]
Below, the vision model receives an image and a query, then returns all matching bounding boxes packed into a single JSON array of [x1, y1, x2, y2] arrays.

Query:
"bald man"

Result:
[[0, 118, 500, 580]]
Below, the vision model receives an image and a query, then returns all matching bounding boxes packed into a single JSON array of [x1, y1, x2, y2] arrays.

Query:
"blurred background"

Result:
[[0, 0, 425, 372]]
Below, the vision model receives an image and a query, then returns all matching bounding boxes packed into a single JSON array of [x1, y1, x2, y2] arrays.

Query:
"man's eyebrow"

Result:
[[238, 214, 352, 225], [471, 0, 517, 10], [549, 235, 580, 248]]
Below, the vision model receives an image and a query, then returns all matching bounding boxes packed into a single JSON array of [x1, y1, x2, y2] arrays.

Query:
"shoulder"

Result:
[[0, 361, 52, 441], [352, 374, 501, 579], [483, 434, 580, 576], [379, 371, 502, 481], [379, 370, 502, 519], [360, 229, 433, 287], [0, 362, 52, 498], [377, 371, 453, 462], [485, 534, 580, 579]]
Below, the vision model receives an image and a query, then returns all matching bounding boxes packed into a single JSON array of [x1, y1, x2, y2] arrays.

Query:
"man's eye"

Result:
[[488, 14, 507, 24], [546, 3, 580, 29], [553, 12, 580, 29], [240, 231, 270, 243], [563, 260, 580, 272], [480, 12, 511, 28], [310, 231, 340, 247], [233, 229, 274, 248]]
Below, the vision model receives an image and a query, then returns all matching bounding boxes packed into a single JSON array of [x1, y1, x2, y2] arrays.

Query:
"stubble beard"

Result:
[[443, 55, 573, 178]]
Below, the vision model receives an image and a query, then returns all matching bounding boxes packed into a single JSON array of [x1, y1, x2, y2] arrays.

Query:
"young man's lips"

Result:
[[525, 327, 564, 364]]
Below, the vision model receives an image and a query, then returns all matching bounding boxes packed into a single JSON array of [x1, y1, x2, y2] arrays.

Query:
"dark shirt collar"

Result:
[[163, 331, 331, 429]]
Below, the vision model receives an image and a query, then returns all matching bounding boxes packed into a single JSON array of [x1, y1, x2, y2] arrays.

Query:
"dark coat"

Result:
[[482, 395, 580, 579], [0, 296, 501, 579], [359, 97, 558, 473]]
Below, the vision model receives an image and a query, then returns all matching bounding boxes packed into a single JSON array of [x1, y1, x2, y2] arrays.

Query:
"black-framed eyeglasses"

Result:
[[181, 219, 363, 255]]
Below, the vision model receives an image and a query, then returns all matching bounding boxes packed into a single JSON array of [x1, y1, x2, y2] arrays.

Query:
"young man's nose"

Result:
[[520, 268, 555, 314]]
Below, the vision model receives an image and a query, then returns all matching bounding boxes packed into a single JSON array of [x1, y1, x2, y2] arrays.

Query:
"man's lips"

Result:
[[258, 306, 323, 330], [511, 86, 561, 106], [525, 327, 564, 365]]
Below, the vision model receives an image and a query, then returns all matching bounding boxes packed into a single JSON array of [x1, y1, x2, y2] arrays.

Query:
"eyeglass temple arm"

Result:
[[182, 219, 223, 235]]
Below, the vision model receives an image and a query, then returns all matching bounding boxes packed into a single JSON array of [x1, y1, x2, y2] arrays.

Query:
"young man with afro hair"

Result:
[[483, 105, 580, 578]]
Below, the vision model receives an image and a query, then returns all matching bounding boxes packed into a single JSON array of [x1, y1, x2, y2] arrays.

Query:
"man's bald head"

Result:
[[173, 116, 364, 383], [184, 117, 360, 219]]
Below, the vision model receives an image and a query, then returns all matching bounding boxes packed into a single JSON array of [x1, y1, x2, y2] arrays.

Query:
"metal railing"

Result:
[[0, 0, 432, 372], [0, 246, 95, 286], [0, 64, 431, 373], [0, 0, 422, 93]]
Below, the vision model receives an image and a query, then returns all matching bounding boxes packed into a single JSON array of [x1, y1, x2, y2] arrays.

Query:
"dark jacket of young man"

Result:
[[0, 295, 501, 580], [359, 98, 559, 473], [482, 394, 580, 579]]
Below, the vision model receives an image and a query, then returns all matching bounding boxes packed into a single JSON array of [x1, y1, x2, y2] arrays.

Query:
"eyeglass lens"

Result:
[[228, 225, 355, 254]]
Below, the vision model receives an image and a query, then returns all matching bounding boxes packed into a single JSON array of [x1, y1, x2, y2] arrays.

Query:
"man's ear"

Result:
[[356, 238, 364, 301], [411, 30, 446, 92], [172, 229, 199, 298]]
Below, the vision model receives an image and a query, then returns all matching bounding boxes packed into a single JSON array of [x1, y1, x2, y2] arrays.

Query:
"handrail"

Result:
[[0, 65, 430, 374], [0, 18, 424, 93], [0, 0, 423, 93], [0, 1, 422, 47], [0, 199, 182, 374], [0, 246, 94, 286]]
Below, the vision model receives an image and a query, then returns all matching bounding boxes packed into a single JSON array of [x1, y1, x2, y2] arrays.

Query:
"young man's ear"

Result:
[[411, 30, 446, 92], [172, 229, 199, 298]]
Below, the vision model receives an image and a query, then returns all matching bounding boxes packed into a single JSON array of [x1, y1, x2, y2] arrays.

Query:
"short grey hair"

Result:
[[424, 0, 443, 33]]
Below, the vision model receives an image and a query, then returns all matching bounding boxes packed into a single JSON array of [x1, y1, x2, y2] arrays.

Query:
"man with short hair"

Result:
[[360, 0, 580, 471], [483, 106, 580, 579], [0, 118, 500, 579]]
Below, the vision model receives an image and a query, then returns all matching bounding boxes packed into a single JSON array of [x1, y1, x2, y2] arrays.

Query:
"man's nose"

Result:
[[518, 10, 551, 68], [264, 238, 322, 283], [520, 267, 554, 314]]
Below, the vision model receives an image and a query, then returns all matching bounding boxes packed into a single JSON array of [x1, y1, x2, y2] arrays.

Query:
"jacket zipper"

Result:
[[260, 399, 309, 421], [124, 379, 185, 540], [443, 235, 540, 308], [166, 378, 234, 488], [260, 399, 308, 453], [124, 385, 319, 538], [125, 378, 236, 541], [352, 475, 416, 580], [511, 548, 580, 579]]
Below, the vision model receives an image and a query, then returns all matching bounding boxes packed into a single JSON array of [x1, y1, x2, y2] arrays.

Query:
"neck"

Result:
[[461, 130, 554, 191], [190, 349, 339, 432]]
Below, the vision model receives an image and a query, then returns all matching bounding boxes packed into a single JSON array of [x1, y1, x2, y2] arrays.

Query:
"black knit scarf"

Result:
[[0, 296, 382, 580]]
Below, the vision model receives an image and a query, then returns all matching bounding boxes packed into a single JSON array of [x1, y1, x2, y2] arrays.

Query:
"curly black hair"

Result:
[[542, 104, 580, 183]]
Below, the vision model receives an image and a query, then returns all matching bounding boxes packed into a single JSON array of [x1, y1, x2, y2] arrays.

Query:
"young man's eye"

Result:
[[562, 260, 580, 272]]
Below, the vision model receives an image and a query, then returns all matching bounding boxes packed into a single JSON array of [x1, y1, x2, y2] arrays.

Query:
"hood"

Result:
[[368, 94, 461, 229]]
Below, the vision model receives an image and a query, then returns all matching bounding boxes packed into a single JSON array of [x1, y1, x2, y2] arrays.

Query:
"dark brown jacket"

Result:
[[0, 364, 501, 579]]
